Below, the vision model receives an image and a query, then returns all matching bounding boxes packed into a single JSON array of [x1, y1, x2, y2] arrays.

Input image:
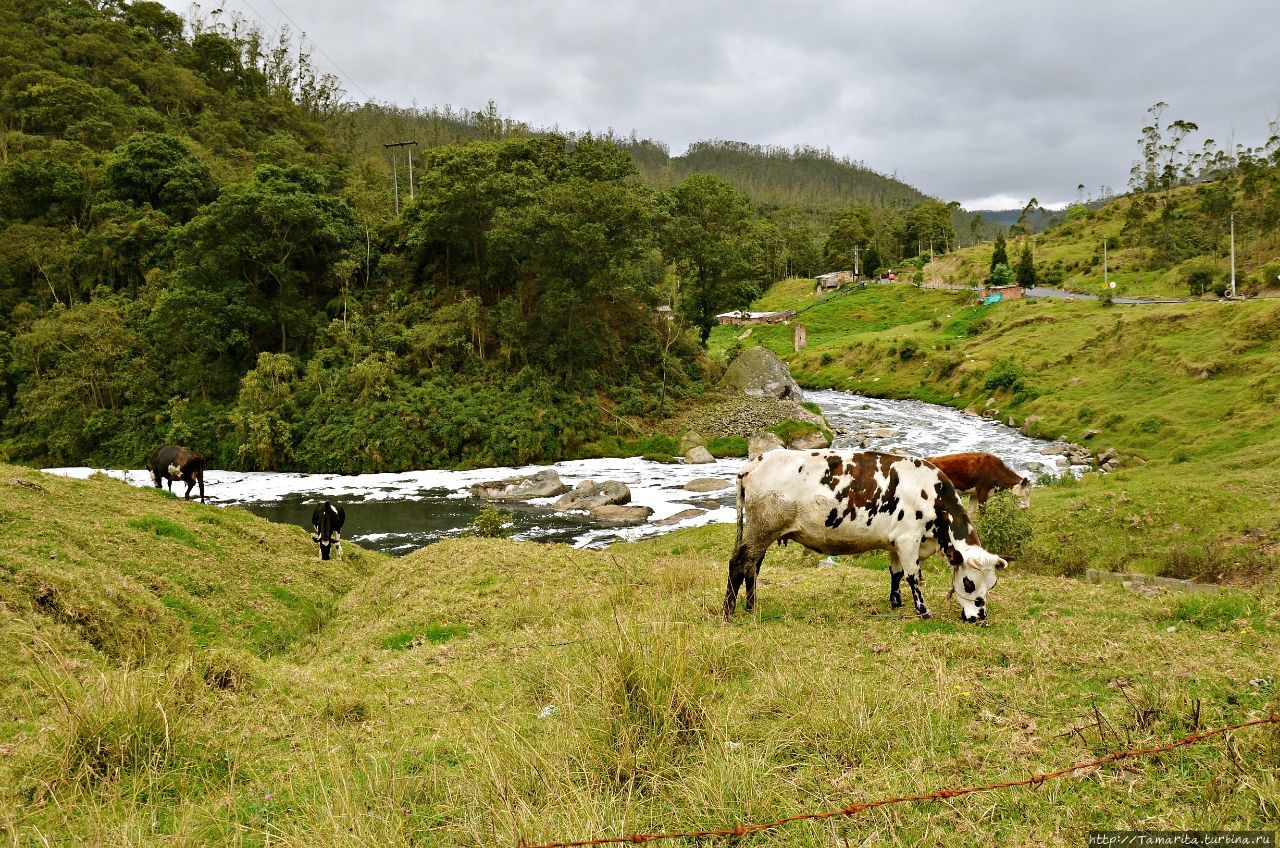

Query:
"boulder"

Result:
[[684, 446, 715, 464], [553, 479, 631, 511], [1020, 415, 1043, 435], [677, 431, 707, 455], [471, 469, 569, 501], [590, 504, 654, 524], [721, 346, 804, 401], [748, 430, 785, 457], [787, 429, 830, 450], [1080, 428, 1100, 440], [684, 477, 732, 493], [867, 428, 896, 438], [653, 508, 706, 527], [1039, 444, 1067, 456]]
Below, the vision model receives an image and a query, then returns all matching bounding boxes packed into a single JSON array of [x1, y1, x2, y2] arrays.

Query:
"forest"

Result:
[[0, 0, 971, 472]]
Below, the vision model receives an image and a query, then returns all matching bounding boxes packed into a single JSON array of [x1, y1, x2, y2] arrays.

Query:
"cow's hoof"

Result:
[[918, 610, 932, 620], [889, 594, 902, 609]]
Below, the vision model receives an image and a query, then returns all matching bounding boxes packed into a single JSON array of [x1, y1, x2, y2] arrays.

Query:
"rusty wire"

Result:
[[519, 713, 1280, 848]]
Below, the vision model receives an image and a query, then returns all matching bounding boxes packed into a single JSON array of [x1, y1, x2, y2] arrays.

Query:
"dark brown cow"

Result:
[[148, 444, 206, 502], [926, 452, 1031, 511]]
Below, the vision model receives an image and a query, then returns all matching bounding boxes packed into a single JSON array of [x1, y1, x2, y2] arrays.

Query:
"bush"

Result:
[[1185, 264, 1216, 296], [983, 360, 1026, 393], [973, 490, 1032, 560], [469, 506, 512, 538], [966, 317, 992, 336], [897, 339, 921, 361]]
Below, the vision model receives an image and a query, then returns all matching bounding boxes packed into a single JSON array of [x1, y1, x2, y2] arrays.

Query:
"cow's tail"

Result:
[[734, 474, 745, 550]]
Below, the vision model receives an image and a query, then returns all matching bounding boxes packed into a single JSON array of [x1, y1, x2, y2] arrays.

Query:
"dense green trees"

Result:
[[660, 174, 761, 344], [0, 0, 1042, 472]]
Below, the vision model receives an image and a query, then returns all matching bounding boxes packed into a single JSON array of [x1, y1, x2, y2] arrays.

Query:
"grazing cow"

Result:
[[311, 501, 345, 561], [726, 450, 1007, 623], [926, 452, 1031, 511], [148, 444, 206, 502]]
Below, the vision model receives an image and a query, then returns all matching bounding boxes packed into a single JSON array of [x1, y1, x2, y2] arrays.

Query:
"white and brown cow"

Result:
[[725, 449, 1008, 623]]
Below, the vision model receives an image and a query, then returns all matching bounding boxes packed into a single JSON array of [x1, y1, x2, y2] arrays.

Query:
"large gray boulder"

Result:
[[471, 469, 570, 501], [553, 480, 631, 511], [721, 346, 804, 401], [590, 504, 654, 524], [748, 430, 785, 457], [787, 429, 830, 450], [684, 446, 715, 464], [677, 431, 707, 455]]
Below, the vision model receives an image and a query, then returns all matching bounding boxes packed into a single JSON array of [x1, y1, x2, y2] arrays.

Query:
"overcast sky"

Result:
[[166, 0, 1279, 209]]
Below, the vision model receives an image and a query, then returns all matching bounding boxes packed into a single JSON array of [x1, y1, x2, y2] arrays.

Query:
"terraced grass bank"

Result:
[[1, 466, 1278, 845], [710, 283, 1280, 582]]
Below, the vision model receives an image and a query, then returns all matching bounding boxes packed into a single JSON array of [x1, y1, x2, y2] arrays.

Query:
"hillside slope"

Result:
[[2, 468, 1278, 845]]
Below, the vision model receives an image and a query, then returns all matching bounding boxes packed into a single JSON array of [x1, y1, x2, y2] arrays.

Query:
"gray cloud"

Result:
[[171, 0, 1280, 208]]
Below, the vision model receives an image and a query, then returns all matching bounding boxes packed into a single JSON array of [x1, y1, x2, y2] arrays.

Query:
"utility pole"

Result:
[[853, 245, 860, 278], [1103, 238, 1108, 289], [1230, 211, 1236, 297], [383, 140, 419, 215]]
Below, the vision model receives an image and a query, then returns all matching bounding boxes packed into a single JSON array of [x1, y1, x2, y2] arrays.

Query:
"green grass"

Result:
[[1, 476, 1277, 845], [706, 436, 748, 457]]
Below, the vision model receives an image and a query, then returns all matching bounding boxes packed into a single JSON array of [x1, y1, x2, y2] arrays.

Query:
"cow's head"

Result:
[[951, 547, 1008, 623], [1014, 477, 1033, 510]]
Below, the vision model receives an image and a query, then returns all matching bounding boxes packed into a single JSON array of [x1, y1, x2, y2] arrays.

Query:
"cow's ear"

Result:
[[996, 557, 1009, 570]]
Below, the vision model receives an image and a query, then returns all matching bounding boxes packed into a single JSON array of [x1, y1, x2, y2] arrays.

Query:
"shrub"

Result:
[[983, 360, 1026, 393], [1137, 416, 1163, 434], [973, 490, 1032, 560], [1185, 264, 1215, 296], [966, 317, 992, 336], [469, 506, 512, 538], [819, 352, 835, 366], [898, 339, 921, 361]]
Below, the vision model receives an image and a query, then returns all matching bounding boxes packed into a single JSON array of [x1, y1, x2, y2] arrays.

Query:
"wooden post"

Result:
[[794, 324, 807, 351]]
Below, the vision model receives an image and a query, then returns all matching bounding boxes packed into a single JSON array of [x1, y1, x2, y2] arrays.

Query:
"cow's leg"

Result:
[[967, 491, 980, 514], [334, 532, 343, 560], [897, 539, 930, 619], [725, 540, 768, 620], [724, 545, 750, 620], [888, 549, 904, 609], [743, 553, 766, 612]]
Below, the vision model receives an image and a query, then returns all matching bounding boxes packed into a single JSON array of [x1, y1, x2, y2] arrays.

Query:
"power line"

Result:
[[257, 0, 374, 102]]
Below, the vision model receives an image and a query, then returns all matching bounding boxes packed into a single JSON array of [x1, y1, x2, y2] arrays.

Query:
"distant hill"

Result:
[[616, 137, 933, 213], [969, 207, 1062, 231]]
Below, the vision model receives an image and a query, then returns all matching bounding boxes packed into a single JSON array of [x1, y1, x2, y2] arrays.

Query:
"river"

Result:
[[45, 390, 1071, 555]]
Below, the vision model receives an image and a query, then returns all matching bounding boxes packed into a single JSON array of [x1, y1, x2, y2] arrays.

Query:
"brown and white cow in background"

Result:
[[148, 444, 206, 502], [926, 452, 1032, 511], [725, 450, 1008, 623]]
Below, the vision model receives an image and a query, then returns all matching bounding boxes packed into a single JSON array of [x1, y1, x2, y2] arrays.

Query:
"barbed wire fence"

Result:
[[519, 713, 1280, 848]]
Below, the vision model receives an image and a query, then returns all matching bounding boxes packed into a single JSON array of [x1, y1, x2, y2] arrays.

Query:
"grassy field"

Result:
[[1, 466, 1277, 846]]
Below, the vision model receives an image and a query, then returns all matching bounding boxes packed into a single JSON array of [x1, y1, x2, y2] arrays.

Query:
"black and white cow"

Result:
[[148, 444, 206, 502], [311, 501, 345, 561], [725, 449, 1008, 622]]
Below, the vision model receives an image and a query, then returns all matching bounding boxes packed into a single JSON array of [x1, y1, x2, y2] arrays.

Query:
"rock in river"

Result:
[[471, 469, 570, 501]]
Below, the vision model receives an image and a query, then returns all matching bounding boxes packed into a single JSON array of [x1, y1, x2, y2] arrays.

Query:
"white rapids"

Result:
[[45, 390, 1071, 553]]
